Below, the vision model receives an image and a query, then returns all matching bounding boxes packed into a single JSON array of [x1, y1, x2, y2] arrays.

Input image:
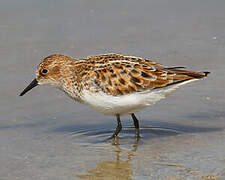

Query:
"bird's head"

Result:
[[20, 54, 71, 96]]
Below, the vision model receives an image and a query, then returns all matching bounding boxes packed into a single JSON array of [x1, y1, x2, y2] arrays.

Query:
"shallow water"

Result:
[[1, 0, 225, 179]]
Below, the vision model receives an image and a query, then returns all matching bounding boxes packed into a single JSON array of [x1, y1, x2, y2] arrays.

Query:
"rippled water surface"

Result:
[[1, 0, 225, 179]]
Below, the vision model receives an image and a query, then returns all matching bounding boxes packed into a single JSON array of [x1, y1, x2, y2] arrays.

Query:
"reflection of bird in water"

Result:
[[77, 144, 137, 180]]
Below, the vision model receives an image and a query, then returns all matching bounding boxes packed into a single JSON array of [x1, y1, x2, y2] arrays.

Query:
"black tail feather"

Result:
[[204, 71, 210, 76]]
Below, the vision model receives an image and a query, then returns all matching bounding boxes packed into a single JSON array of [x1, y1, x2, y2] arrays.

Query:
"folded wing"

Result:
[[81, 54, 209, 96]]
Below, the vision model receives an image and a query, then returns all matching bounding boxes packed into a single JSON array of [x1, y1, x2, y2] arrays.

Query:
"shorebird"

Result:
[[20, 54, 209, 139]]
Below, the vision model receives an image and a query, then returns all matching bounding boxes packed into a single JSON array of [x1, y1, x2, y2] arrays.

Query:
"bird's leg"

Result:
[[131, 113, 141, 139], [109, 114, 122, 139]]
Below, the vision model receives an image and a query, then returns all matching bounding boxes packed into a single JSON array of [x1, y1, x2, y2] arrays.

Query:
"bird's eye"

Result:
[[41, 69, 48, 75]]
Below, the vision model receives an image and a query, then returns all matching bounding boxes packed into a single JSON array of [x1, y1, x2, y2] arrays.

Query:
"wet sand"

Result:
[[0, 0, 225, 179]]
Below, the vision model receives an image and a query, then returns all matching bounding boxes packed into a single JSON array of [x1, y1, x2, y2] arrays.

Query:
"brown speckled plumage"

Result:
[[20, 53, 209, 139], [37, 53, 208, 97]]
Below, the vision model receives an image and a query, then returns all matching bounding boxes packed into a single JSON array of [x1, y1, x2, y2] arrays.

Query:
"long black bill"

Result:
[[19, 79, 38, 96]]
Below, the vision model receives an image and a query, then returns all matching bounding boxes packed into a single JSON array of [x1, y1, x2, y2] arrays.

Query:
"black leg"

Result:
[[110, 114, 122, 139], [131, 113, 141, 138]]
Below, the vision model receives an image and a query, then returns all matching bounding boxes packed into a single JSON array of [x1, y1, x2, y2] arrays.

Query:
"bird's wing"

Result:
[[81, 54, 207, 96]]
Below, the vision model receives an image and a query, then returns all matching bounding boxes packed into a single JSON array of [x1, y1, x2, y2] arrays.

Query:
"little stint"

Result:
[[20, 54, 210, 139]]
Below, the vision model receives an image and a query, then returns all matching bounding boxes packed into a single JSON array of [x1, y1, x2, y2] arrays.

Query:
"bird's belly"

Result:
[[82, 90, 165, 115]]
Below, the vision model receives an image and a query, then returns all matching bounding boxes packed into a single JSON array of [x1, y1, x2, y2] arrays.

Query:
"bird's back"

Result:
[[74, 54, 209, 96]]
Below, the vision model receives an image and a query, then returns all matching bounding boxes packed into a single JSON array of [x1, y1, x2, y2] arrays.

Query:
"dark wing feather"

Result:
[[81, 54, 208, 96]]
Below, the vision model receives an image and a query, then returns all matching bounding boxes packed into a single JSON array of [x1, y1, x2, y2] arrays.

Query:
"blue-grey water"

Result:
[[0, 0, 225, 179]]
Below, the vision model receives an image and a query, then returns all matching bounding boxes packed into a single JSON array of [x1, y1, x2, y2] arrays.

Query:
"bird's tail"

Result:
[[176, 71, 210, 79], [165, 67, 210, 79]]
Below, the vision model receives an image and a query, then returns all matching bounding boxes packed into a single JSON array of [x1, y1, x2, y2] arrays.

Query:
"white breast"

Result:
[[81, 79, 197, 116], [82, 89, 163, 115]]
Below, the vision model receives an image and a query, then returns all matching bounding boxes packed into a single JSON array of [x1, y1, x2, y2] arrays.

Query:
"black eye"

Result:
[[41, 69, 48, 75]]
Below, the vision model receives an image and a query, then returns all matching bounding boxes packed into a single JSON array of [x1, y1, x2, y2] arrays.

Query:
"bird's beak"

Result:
[[19, 78, 38, 96]]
